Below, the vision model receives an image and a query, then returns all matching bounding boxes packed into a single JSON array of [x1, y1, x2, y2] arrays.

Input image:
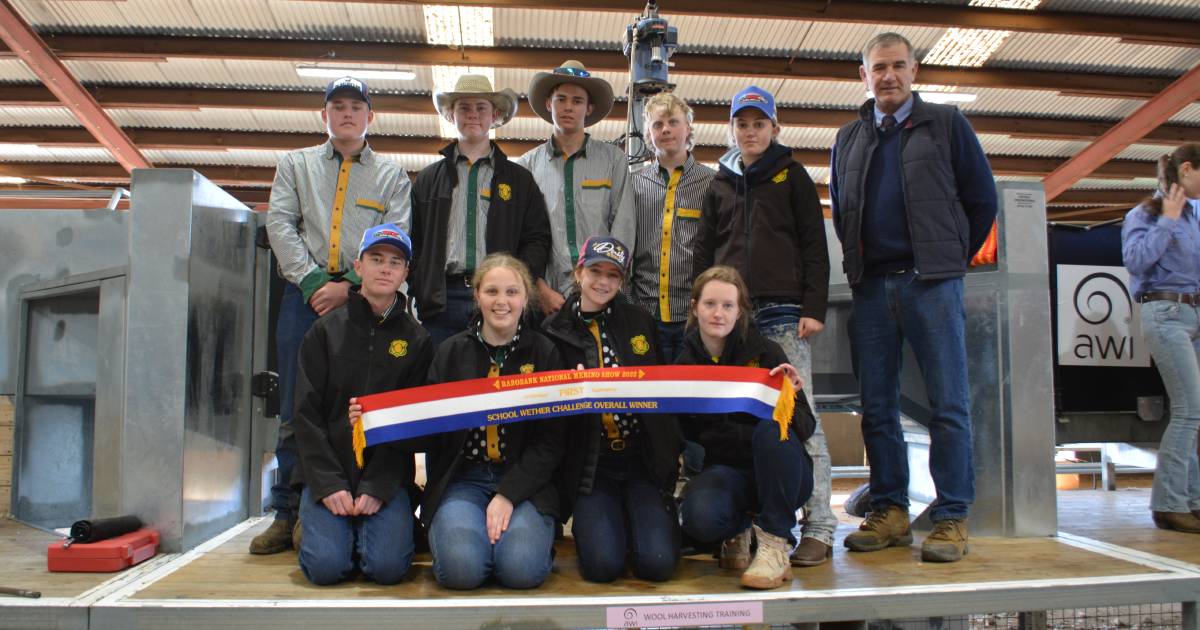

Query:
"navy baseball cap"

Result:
[[576, 235, 630, 276], [358, 223, 412, 260], [325, 76, 372, 108], [730, 85, 776, 121]]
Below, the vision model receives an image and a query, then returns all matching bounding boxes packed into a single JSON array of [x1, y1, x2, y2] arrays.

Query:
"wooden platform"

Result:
[[1, 489, 1197, 629]]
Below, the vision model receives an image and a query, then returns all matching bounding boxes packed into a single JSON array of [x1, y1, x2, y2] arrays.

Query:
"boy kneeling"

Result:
[[292, 223, 434, 585]]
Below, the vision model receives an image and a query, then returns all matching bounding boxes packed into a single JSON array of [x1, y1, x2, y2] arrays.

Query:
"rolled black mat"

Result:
[[68, 515, 143, 544]]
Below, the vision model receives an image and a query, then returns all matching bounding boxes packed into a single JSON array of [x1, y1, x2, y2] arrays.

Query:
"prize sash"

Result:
[[353, 365, 795, 467]]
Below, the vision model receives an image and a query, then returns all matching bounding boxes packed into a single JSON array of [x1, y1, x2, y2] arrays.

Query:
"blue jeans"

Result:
[[421, 281, 475, 348], [297, 487, 415, 585], [1142, 301, 1200, 513], [679, 421, 814, 543], [273, 283, 320, 521], [849, 273, 974, 521], [754, 303, 837, 546], [655, 320, 686, 363], [428, 462, 556, 590], [571, 453, 680, 583]]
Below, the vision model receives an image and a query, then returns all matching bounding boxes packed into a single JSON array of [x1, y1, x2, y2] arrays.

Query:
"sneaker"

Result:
[[1153, 511, 1200, 534], [844, 505, 912, 552], [921, 518, 969, 562], [719, 527, 752, 570], [249, 518, 293, 555], [740, 525, 792, 590], [790, 537, 832, 567]]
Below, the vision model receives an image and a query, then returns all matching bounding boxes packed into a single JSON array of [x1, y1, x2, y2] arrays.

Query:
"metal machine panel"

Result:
[[122, 169, 255, 551], [0, 211, 128, 394], [812, 182, 1057, 536]]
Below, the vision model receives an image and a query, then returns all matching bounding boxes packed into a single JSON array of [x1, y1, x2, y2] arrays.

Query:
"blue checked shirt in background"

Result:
[[1122, 199, 1200, 299]]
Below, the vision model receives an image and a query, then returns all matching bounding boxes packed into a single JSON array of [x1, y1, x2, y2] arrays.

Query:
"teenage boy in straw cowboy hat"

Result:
[[411, 73, 552, 346], [259, 75, 411, 555], [516, 60, 636, 318]]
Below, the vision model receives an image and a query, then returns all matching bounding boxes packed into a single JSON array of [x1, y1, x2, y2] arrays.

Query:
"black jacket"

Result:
[[541, 293, 683, 519], [694, 143, 830, 321], [292, 288, 434, 505], [831, 94, 998, 285], [410, 141, 552, 319], [675, 325, 816, 469], [418, 327, 568, 527]]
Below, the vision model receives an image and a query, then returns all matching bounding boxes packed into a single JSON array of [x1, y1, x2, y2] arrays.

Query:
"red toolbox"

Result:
[[47, 528, 160, 572]]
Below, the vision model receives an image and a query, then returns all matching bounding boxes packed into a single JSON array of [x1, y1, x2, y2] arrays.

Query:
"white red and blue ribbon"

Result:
[[352, 365, 794, 467]]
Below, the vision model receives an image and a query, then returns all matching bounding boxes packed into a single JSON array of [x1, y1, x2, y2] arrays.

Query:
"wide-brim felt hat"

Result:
[[433, 74, 520, 129], [527, 60, 614, 128]]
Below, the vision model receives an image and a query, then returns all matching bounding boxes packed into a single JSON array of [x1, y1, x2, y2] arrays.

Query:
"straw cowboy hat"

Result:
[[433, 74, 519, 129], [527, 60, 615, 128]]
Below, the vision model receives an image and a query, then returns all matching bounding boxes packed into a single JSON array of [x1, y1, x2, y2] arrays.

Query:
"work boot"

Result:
[[921, 518, 969, 562], [719, 527, 752, 570], [249, 518, 293, 555], [1153, 511, 1200, 534], [740, 525, 792, 590], [292, 518, 303, 551], [844, 505, 912, 552], [790, 537, 832, 567]]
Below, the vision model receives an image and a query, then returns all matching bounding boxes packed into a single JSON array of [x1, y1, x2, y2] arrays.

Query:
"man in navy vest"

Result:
[[830, 32, 997, 563]]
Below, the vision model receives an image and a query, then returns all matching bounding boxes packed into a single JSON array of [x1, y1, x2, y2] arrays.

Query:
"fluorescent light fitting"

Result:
[[296, 66, 416, 81]]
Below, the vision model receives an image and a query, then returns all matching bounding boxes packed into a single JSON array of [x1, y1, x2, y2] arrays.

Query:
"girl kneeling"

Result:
[[543, 236, 683, 583], [677, 266, 816, 590], [391, 254, 566, 589]]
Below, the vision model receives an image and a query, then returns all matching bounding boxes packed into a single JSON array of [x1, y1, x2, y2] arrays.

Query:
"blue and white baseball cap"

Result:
[[325, 76, 372, 108], [730, 85, 777, 122], [576, 235, 630, 276], [358, 223, 412, 260]]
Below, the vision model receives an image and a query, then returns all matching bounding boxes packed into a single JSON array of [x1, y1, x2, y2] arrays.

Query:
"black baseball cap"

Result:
[[325, 76, 371, 108]]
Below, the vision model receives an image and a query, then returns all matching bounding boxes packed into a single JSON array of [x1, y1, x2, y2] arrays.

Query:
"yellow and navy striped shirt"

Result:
[[629, 154, 716, 322]]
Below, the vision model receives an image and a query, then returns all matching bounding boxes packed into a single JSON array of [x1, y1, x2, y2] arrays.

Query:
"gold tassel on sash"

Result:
[[353, 418, 366, 469], [772, 376, 795, 442]]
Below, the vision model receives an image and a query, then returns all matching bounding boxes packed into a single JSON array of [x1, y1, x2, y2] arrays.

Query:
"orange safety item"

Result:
[[970, 221, 998, 267], [48, 528, 160, 572]]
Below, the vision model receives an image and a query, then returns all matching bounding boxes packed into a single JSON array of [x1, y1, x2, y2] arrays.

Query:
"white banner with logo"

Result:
[[1056, 264, 1149, 368]]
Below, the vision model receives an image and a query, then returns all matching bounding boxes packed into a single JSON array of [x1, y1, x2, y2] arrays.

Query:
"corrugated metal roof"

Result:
[[991, 32, 1200, 76], [0, 60, 37, 82], [11, 0, 426, 41], [1042, 0, 1200, 19]]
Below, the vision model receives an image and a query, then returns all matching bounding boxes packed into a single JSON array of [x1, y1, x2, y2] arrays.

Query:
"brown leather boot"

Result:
[[292, 518, 303, 551], [719, 527, 752, 570], [790, 537, 832, 567], [921, 518, 969, 562], [249, 518, 293, 555], [1153, 511, 1200, 534], [844, 505, 912, 552]]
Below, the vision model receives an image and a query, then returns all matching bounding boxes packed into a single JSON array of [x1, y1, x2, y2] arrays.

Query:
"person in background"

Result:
[[694, 84, 836, 568], [260, 76, 411, 555], [410, 73, 551, 347], [517, 60, 636, 318], [1122, 144, 1200, 534]]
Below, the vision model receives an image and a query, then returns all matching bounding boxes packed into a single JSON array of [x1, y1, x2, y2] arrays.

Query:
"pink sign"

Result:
[[605, 601, 764, 628]]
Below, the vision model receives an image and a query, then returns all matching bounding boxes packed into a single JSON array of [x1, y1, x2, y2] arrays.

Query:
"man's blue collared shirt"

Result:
[[873, 95, 914, 129], [1122, 199, 1200, 299]]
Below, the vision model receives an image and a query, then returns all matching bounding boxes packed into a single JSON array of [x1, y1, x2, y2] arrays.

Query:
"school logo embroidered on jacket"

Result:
[[389, 339, 408, 358], [772, 169, 788, 184], [498, 183, 512, 201], [520, 363, 535, 374], [631, 335, 650, 355]]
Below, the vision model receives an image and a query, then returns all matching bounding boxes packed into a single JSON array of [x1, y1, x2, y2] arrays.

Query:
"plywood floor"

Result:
[[132, 515, 1166, 601], [0, 518, 116, 599], [1058, 487, 1200, 565]]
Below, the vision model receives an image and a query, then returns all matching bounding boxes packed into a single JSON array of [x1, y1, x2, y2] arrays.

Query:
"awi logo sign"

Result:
[[1056, 264, 1149, 367]]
